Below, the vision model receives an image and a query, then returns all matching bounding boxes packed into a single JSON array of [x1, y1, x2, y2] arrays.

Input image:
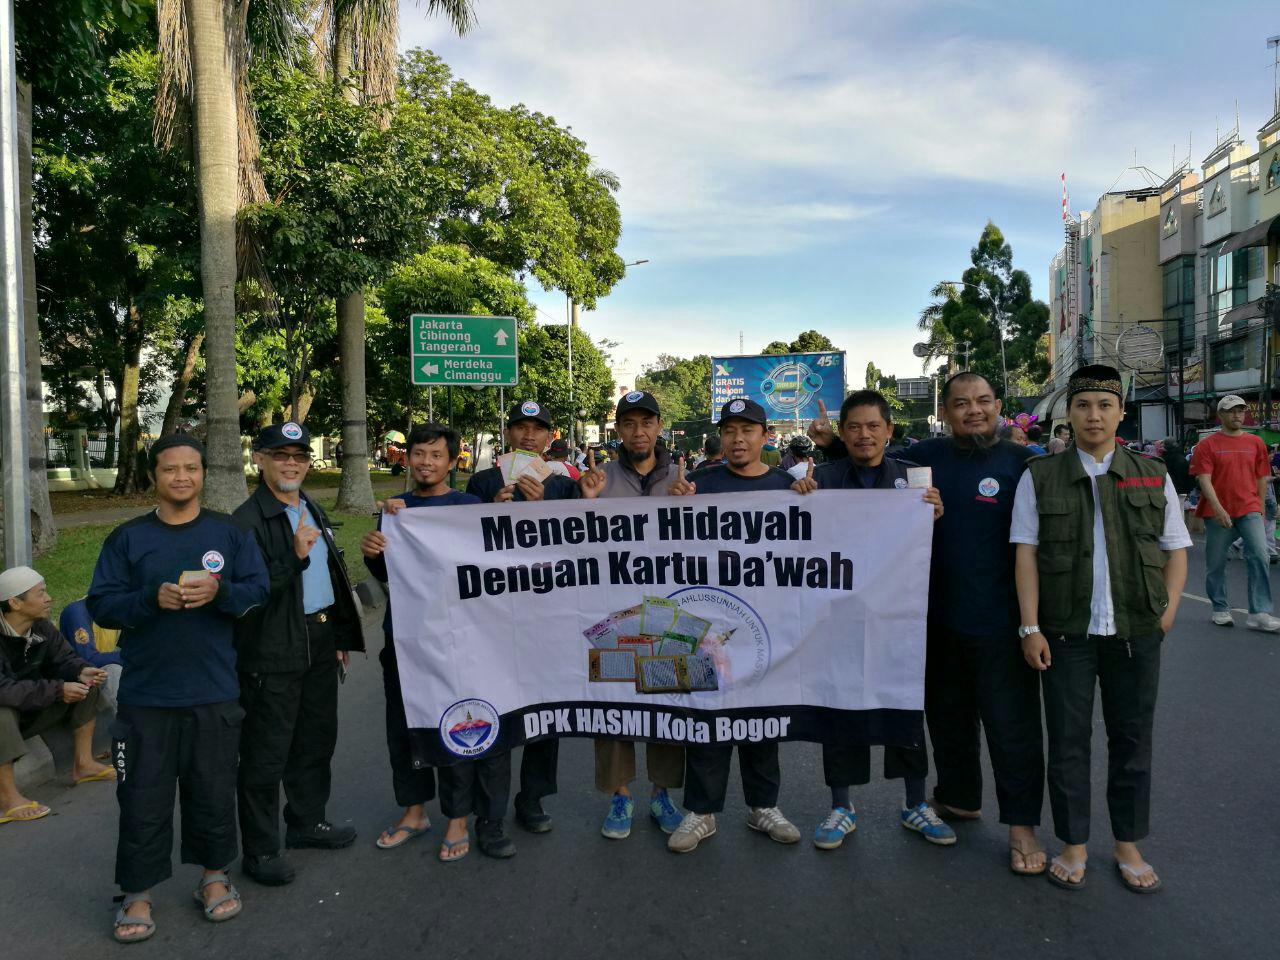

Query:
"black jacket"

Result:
[[465, 466, 580, 503], [814, 455, 917, 490], [0, 618, 89, 712], [231, 483, 363, 673]]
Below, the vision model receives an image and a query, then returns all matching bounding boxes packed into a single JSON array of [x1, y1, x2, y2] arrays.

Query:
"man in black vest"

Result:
[[232, 422, 364, 886], [1012, 365, 1190, 893]]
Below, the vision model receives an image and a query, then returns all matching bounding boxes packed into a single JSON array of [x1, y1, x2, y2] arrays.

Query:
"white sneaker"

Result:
[[667, 812, 716, 853], [1211, 611, 1234, 627], [1246, 613, 1280, 632], [746, 806, 801, 844]]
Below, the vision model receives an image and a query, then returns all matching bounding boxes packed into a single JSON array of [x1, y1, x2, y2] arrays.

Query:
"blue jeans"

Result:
[[1205, 512, 1272, 614]]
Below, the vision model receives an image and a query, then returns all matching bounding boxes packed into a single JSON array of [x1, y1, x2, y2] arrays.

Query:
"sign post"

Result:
[[410, 314, 519, 387]]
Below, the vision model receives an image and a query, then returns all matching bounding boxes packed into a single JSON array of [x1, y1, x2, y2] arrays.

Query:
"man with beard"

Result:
[[465, 400, 579, 847], [230, 422, 364, 886], [577, 391, 686, 840], [810, 372, 1047, 875]]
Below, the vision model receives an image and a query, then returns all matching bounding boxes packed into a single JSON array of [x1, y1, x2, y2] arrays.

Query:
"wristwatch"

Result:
[[1017, 624, 1040, 639]]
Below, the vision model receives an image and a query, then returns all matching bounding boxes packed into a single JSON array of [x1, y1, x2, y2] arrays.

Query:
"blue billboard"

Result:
[[709, 352, 847, 424]]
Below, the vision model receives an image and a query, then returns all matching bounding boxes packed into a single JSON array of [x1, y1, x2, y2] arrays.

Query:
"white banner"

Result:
[[383, 490, 932, 763]]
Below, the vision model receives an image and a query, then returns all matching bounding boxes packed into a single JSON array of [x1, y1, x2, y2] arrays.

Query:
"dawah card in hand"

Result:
[[508, 449, 540, 482], [179, 570, 211, 586], [639, 596, 679, 636], [497, 451, 517, 484], [589, 648, 637, 682], [906, 466, 932, 489], [671, 609, 712, 643], [520, 456, 553, 483]]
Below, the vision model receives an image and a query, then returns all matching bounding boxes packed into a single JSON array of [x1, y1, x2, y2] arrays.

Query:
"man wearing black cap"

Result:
[[1012, 365, 1190, 892], [226, 422, 364, 885], [465, 400, 579, 845], [88, 435, 270, 941], [666, 398, 802, 854], [578, 391, 687, 840]]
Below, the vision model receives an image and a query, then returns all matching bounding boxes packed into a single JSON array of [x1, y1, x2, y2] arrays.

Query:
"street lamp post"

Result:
[[941, 279, 1007, 396], [565, 259, 649, 448]]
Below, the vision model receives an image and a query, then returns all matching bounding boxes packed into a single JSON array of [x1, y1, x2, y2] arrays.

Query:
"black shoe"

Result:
[[285, 820, 357, 850], [475, 818, 517, 859], [514, 794, 553, 834], [243, 852, 296, 886]]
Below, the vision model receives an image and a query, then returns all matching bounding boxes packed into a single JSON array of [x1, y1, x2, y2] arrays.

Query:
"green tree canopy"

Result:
[[761, 330, 838, 355]]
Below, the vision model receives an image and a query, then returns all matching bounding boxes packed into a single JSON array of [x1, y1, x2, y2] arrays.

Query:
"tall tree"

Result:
[[761, 330, 838, 355], [321, 1, 475, 513], [928, 222, 1050, 396]]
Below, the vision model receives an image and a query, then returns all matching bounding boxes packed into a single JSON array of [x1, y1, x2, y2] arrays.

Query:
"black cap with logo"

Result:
[[253, 421, 311, 450], [717, 397, 768, 426], [506, 399, 552, 428], [615, 390, 661, 419]]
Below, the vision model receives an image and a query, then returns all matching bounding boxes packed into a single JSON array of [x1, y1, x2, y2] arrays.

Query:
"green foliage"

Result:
[[637, 354, 713, 426], [920, 222, 1050, 396], [864, 361, 903, 411], [760, 331, 838, 355]]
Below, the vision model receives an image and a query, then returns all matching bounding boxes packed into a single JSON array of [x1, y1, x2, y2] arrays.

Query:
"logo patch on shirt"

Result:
[[202, 550, 226, 573], [978, 477, 1000, 498], [281, 421, 303, 440], [894, 477, 908, 489], [1116, 476, 1162, 488]]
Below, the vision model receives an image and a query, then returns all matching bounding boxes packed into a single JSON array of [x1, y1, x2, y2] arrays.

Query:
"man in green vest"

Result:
[[1011, 364, 1190, 894]]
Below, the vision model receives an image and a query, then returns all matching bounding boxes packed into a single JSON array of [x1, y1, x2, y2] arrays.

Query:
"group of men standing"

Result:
[[0, 358, 1197, 943]]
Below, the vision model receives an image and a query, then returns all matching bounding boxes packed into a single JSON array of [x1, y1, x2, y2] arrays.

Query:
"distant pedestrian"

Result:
[[1190, 396, 1279, 631]]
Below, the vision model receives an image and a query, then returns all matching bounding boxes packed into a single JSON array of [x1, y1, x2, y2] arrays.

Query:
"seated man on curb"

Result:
[[1, 565, 113, 825]]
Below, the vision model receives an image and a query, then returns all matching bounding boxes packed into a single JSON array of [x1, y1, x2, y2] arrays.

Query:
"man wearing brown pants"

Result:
[[578, 391, 686, 838], [1, 566, 114, 825]]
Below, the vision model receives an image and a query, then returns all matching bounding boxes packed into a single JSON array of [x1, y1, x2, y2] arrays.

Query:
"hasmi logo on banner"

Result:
[[440, 699, 501, 757]]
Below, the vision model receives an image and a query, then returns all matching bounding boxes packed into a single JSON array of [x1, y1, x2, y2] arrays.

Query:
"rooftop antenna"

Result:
[[1270, 35, 1280, 112]]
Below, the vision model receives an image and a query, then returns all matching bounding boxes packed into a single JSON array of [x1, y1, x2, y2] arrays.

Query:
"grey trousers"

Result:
[[0, 686, 102, 765]]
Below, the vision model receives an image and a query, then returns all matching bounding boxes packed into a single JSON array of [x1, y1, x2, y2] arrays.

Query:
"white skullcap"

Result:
[[0, 566, 44, 602]]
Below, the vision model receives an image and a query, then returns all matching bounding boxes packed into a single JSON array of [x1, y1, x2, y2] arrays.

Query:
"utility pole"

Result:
[[0, 0, 30, 565], [566, 296, 575, 449]]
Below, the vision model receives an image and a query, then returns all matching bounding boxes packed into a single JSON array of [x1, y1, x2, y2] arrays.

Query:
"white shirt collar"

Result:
[[1076, 446, 1115, 473]]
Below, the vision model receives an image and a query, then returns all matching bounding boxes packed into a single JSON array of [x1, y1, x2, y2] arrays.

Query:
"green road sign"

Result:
[[410, 314, 519, 386]]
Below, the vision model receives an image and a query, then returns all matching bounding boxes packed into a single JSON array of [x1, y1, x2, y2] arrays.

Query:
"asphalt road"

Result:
[[3, 539, 1277, 960]]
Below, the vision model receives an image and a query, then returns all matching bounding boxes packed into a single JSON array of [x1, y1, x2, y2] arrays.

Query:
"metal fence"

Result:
[[43, 431, 155, 470]]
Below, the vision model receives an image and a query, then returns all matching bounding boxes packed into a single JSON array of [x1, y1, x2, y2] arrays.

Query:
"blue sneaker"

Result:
[[602, 794, 634, 839], [649, 791, 683, 834], [901, 802, 957, 845], [813, 806, 856, 850]]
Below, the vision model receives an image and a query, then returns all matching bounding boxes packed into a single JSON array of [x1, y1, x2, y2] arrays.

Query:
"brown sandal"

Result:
[[1010, 836, 1047, 875]]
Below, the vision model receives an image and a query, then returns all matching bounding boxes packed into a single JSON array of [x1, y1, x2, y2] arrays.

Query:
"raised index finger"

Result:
[[806, 457, 814, 479], [816, 399, 829, 421], [587, 448, 596, 470]]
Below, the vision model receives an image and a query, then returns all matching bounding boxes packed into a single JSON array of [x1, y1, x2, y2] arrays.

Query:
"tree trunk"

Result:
[[17, 81, 55, 553], [160, 330, 203, 436], [113, 302, 146, 494], [185, 0, 246, 510], [331, 10, 374, 511]]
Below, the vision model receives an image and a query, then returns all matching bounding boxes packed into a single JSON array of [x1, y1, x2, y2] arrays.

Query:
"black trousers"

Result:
[[683, 742, 780, 814], [1041, 631, 1161, 845], [111, 701, 242, 893], [380, 641, 436, 808], [822, 742, 928, 787], [437, 752, 512, 821], [518, 739, 558, 804], [237, 621, 339, 856], [924, 625, 1045, 825]]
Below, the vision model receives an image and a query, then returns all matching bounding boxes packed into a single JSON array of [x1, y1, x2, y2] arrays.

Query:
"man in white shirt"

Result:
[[1011, 364, 1190, 895]]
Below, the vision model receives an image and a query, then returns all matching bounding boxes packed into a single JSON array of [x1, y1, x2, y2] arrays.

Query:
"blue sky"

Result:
[[399, 0, 1279, 384]]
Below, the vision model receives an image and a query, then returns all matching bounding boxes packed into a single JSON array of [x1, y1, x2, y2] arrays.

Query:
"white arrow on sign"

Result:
[[421, 362, 439, 376], [494, 328, 510, 346]]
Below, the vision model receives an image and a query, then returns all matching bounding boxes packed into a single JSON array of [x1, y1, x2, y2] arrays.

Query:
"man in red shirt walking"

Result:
[[1191, 395, 1279, 631]]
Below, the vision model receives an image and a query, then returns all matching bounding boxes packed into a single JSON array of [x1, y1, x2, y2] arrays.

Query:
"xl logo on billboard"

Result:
[[715, 362, 733, 376]]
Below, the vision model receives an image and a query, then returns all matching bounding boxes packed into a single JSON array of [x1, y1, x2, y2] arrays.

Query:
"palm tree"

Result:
[[917, 281, 959, 372], [314, 0, 474, 512]]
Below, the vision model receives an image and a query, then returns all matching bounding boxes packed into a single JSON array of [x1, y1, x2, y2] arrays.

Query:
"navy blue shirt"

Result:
[[86, 510, 270, 707], [465, 466, 580, 503], [892, 438, 1033, 637], [365, 490, 481, 637], [690, 464, 796, 494]]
